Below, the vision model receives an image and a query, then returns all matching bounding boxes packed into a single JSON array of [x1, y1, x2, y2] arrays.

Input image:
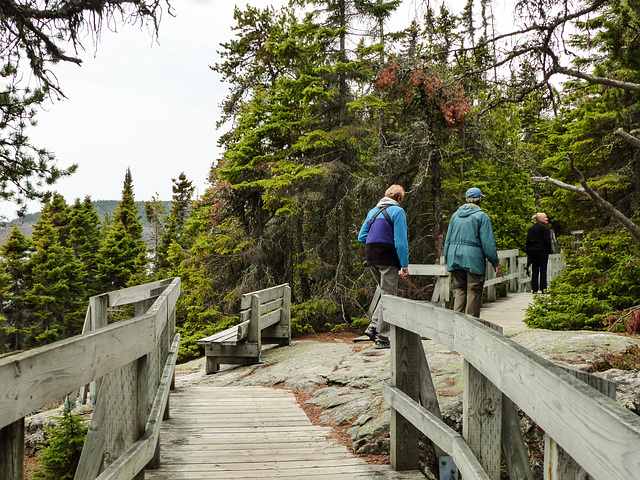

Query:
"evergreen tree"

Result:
[[32, 193, 71, 247], [25, 217, 86, 346], [145, 194, 167, 275], [0, 227, 34, 353], [33, 407, 89, 480], [68, 197, 103, 297], [96, 168, 147, 290], [157, 172, 195, 273]]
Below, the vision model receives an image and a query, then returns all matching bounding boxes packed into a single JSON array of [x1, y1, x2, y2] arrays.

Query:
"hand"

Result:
[[400, 268, 409, 279], [494, 266, 500, 276]]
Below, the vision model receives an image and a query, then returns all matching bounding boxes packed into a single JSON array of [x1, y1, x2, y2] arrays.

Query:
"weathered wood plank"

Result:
[[483, 272, 518, 288], [196, 326, 239, 344], [239, 297, 283, 321], [463, 361, 502, 480], [145, 385, 420, 479], [237, 309, 282, 340], [240, 284, 286, 310], [501, 396, 534, 480], [383, 296, 640, 480], [383, 384, 489, 480], [91, 334, 180, 480], [0, 418, 23, 480], [389, 326, 420, 471], [0, 313, 157, 429], [107, 278, 174, 307], [407, 263, 448, 276]]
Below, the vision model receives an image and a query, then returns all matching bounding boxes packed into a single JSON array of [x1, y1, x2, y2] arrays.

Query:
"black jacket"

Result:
[[526, 222, 552, 255]]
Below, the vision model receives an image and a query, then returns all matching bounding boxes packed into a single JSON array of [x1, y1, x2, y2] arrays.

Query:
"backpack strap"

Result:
[[369, 206, 393, 230]]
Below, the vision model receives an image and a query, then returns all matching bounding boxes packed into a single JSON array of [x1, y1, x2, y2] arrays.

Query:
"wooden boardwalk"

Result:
[[479, 291, 534, 332], [144, 386, 425, 480]]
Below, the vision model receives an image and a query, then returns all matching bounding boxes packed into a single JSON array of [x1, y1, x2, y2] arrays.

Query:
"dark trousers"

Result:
[[530, 251, 549, 292]]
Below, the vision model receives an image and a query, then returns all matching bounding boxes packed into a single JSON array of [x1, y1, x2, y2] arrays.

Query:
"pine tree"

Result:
[[68, 197, 103, 297], [0, 227, 34, 353], [32, 193, 71, 247], [33, 407, 89, 480], [157, 172, 195, 273], [145, 194, 167, 275], [25, 217, 86, 346], [96, 168, 147, 290]]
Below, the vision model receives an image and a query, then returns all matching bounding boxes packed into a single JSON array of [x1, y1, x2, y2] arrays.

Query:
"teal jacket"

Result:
[[443, 204, 499, 275]]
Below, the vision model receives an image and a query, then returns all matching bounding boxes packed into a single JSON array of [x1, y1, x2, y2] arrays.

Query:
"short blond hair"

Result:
[[385, 184, 405, 202], [532, 212, 545, 222]]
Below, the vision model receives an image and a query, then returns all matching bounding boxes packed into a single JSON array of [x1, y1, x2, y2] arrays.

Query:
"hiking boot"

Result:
[[364, 325, 377, 342], [374, 338, 390, 349]]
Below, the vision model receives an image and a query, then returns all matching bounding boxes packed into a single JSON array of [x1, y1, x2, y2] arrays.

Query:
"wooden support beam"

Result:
[[389, 326, 421, 471], [0, 419, 23, 480]]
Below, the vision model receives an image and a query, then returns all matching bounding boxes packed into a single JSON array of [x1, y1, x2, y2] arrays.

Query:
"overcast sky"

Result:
[[5, 0, 513, 218]]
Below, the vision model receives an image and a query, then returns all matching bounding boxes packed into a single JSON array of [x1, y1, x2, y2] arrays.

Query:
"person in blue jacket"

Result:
[[443, 187, 500, 317], [358, 184, 409, 348]]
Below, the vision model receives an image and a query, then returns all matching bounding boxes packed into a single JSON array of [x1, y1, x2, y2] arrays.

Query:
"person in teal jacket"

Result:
[[443, 187, 500, 317]]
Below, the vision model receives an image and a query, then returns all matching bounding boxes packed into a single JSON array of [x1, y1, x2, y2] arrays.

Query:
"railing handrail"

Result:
[[406, 249, 566, 306], [0, 277, 181, 480], [382, 295, 640, 480]]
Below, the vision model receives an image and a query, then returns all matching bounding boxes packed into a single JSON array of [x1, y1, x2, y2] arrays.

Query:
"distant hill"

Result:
[[0, 200, 173, 246], [11, 200, 172, 225]]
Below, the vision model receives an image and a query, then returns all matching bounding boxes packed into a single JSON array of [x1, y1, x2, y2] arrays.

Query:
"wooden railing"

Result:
[[382, 295, 640, 480], [406, 249, 566, 307], [0, 277, 181, 480]]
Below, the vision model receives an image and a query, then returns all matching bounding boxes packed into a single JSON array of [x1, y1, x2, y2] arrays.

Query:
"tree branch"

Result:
[[614, 128, 640, 150], [532, 156, 640, 245]]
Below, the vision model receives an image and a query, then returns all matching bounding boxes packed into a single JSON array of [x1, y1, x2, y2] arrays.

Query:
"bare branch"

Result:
[[531, 175, 585, 194], [614, 128, 640, 150], [532, 157, 640, 245]]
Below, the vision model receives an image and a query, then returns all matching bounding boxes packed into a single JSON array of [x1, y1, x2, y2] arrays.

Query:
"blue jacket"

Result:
[[444, 204, 499, 275], [358, 199, 409, 268]]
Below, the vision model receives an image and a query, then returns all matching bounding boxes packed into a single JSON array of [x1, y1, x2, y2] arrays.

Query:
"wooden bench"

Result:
[[197, 284, 291, 374]]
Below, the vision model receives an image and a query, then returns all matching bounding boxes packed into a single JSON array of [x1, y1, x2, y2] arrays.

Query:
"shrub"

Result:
[[525, 229, 640, 330], [291, 299, 342, 335], [33, 407, 88, 480]]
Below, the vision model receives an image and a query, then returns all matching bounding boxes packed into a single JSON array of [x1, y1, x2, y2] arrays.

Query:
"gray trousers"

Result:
[[451, 269, 485, 318], [368, 264, 399, 342]]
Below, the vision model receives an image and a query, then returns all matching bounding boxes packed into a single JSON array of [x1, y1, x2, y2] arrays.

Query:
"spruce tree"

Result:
[[25, 218, 86, 346], [145, 194, 167, 275], [0, 227, 34, 353], [33, 407, 89, 480], [68, 197, 103, 297], [157, 172, 195, 273], [96, 168, 147, 290]]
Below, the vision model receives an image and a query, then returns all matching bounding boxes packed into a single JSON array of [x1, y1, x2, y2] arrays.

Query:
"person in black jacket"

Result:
[[526, 212, 552, 293]]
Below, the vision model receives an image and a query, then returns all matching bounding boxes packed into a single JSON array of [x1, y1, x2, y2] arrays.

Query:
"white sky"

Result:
[[4, 0, 513, 218]]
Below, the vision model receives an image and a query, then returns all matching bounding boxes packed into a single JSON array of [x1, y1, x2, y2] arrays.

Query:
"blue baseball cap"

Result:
[[465, 187, 485, 198]]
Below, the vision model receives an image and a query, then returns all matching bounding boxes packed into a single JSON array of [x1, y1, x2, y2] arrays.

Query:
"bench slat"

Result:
[[237, 309, 281, 341], [197, 326, 239, 345], [240, 284, 287, 310], [240, 297, 283, 321]]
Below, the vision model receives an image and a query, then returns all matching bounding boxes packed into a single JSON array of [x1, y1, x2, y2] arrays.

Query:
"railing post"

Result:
[[389, 324, 420, 471], [88, 294, 109, 405], [486, 263, 497, 302], [463, 360, 503, 480], [248, 294, 262, 363], [0, 418, 24, 480], [509, 252, 517, 293]]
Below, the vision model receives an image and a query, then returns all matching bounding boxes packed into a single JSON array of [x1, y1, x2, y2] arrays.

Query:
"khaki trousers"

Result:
[[451, 269, 485, 318]]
